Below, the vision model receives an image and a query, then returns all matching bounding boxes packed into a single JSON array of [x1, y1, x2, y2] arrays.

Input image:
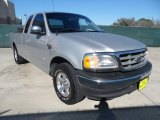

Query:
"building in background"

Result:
[[16, 17, 22, 25], [0, 0, 16, 24]]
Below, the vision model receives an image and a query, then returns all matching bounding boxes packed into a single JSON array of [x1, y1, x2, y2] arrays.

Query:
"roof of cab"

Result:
[[30, 12, 84, 17]]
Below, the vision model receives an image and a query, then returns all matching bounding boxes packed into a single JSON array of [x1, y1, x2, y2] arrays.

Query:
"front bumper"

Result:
[[76, 62, 152, 100]]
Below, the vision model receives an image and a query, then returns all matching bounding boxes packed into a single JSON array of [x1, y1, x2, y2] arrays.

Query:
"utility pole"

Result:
[[24, 14, 27, 22], [52, 0, 55, 11]]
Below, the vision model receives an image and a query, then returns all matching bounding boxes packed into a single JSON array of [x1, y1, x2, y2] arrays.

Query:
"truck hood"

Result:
[[58, 32, 146, 52]]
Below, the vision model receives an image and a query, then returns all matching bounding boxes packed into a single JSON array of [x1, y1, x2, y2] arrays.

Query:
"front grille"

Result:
[[119, 49, 147, 71]]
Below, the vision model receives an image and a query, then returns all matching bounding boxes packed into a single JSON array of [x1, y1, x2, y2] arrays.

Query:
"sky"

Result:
[[12, 0, 160, 25]]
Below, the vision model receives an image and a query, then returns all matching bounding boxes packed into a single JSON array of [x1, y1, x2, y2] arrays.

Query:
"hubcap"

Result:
[[56, 72, 71, 97], [14, 49, 18, 61]]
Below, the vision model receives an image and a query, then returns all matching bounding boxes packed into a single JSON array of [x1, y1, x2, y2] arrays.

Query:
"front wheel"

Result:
[[52, 63, 85, 105]]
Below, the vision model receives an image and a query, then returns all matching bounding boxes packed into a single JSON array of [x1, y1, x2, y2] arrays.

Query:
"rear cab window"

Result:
[[48, 19, 64, 29]]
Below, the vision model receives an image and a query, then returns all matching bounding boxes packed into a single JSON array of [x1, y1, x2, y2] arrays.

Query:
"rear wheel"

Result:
[[13, 45, 28, 64], [52, 63, 85, 105]]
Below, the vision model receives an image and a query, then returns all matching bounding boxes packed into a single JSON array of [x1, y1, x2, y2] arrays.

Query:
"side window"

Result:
[[31, 14, 46, 34], [79, 18, 95, 31], [24, 15, 33, 33], [79, 18, 89, 31]]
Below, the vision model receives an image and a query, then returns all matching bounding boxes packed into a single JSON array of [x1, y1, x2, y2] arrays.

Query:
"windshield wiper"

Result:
[[87, 30, 104, 32], [56, 28, 83, 35], [85, 29, 104, 32]]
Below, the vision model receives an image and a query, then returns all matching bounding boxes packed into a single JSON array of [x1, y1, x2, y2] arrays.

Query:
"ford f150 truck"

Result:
[[10, 12, 152, 105]]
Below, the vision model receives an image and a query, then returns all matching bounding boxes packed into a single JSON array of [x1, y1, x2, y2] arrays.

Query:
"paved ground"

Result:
[[0, 48, 160, 120]]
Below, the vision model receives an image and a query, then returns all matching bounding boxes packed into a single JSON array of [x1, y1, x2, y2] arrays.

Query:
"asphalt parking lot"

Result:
[[0, 48, 160, 120]]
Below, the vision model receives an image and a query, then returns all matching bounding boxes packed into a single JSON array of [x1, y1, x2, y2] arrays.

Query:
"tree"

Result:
[[137, 18, 154, 27], [113, 17, 157, 27], [154, 20, 160, 28], [113, 18, 136, 26]]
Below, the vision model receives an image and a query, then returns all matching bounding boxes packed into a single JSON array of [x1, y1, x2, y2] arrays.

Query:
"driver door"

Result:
[[28, 14, 50, 72]]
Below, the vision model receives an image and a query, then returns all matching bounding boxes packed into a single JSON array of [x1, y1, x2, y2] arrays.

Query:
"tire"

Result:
[[13, 45, 28, 64], [52, 63, 85, 105]]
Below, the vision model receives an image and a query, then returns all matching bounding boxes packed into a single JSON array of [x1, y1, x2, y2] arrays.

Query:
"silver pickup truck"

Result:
[[10, 12, 152, 105]]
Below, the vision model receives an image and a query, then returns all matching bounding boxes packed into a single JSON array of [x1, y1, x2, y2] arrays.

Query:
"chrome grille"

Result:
[[119, 50, 147, 71]]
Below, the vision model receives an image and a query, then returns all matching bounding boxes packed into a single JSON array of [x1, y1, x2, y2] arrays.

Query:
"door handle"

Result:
[[26, 39, 30, 42], [47, 44, 52, 49]]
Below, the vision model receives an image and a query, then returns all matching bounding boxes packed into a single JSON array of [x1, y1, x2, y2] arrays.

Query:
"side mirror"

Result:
[[31, 26, 43, 35]]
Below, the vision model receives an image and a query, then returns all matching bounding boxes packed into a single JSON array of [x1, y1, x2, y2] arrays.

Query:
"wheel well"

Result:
[[50, 57, 71, 66], [49, 57, 74, 76]]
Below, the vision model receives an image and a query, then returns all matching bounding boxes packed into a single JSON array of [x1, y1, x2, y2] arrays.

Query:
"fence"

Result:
[[99, 26, 160, 47], [0, 24, 20, 48], [0, 24, 160, 47]]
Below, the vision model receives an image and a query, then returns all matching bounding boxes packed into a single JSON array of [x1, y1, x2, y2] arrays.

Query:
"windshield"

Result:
[[46, 13, 102, 33]]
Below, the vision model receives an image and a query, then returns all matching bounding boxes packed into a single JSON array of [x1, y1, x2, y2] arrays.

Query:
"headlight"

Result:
[[145, 51, 148, 61], [83, 53, 118, 70]]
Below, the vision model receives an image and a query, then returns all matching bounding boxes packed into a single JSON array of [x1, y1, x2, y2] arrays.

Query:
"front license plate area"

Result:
[[139, 78, 148, 90]]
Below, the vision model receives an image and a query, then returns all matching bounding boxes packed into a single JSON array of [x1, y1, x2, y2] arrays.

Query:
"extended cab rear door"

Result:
[[22, 15, 33, 60]]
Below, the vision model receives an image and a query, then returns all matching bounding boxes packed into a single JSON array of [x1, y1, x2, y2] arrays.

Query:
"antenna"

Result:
[[51, 0, 55, 11]]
